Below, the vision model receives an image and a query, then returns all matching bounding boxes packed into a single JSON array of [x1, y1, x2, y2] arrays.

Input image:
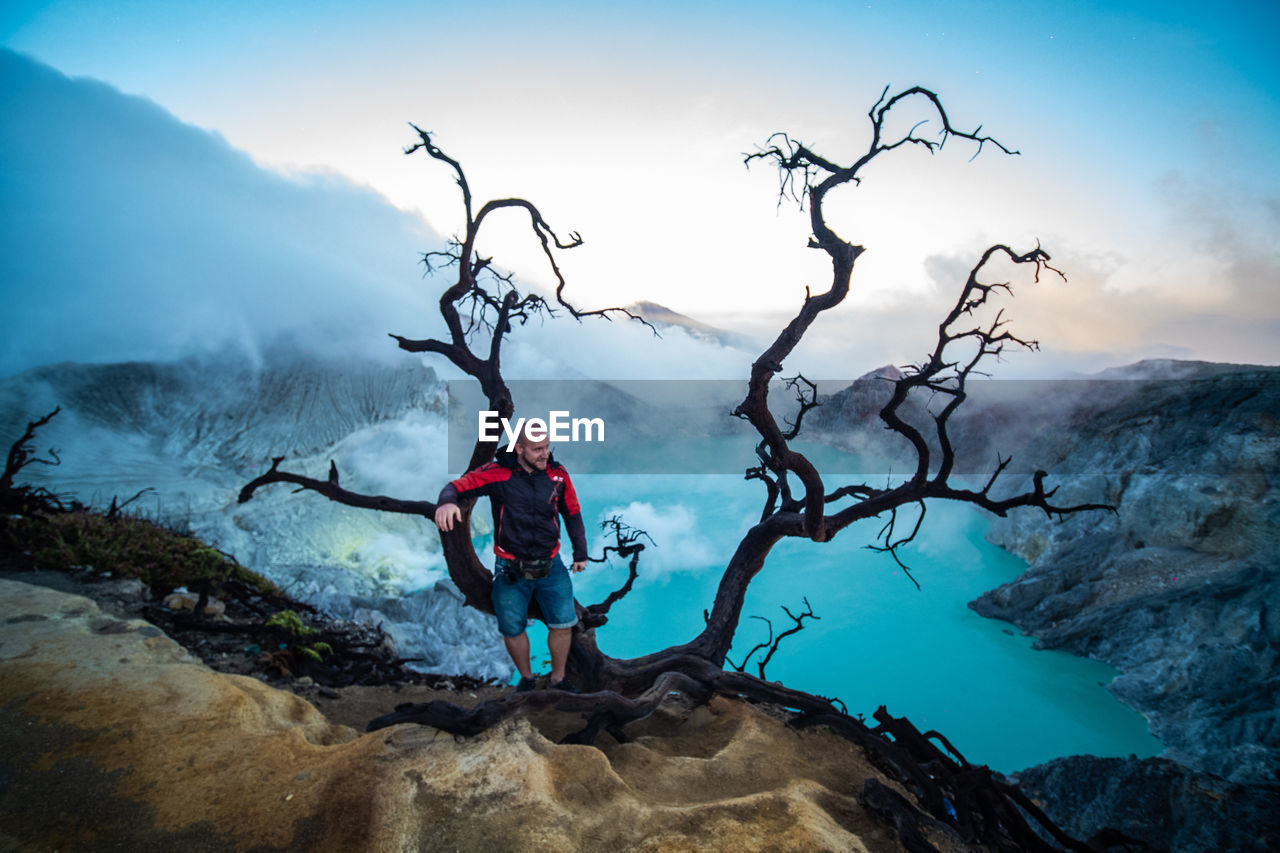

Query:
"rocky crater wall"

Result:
[[974, 364, 1279, 785]]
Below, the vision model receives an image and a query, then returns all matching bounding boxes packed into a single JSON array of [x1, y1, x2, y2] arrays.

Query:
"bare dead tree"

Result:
[[581, 516, 651, 627], [240, 85, 1111, 705], [0, 407, 73, 515], [1, 408, 62, 492], [726, 597, 820, 680], [106, 487, 155, 520], [241, 125, 651, 613], [240, 89, 1126, 851]]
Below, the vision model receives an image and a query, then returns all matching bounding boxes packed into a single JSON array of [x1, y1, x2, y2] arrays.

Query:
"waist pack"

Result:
[[501, 557, 552, 581]]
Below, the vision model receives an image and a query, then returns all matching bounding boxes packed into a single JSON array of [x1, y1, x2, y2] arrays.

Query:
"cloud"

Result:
[[0, 48, 444, 378], [1154, 169, 1280, 304], [328, 407, 450, 498], [503, 315, 756, 381], [917, 220, 1280, 375], [589, 500, 722, 580], [771, 197, 1280, 381], [0, 48, 777, 390], [962, 166, 1280, 373], [8, 44, 1270, 393], [698, 159, 1280, 379]]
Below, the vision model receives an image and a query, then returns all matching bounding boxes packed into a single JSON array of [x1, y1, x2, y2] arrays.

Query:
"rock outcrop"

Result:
[[808, 360, 1279, 850], [1012, 755, 1279, 853], [0, 577, 934, 851], [973, 363, 1280, 784]]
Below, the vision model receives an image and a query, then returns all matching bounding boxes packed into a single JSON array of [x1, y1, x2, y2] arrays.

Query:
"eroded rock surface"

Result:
[[0, 578, 926, 852]]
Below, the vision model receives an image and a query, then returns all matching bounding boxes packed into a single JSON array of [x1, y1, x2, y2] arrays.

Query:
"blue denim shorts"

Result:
[[491, 555, 578, 637]]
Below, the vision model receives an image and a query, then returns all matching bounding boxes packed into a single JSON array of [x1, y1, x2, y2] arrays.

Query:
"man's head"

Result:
[[513, 426, 551, 473]]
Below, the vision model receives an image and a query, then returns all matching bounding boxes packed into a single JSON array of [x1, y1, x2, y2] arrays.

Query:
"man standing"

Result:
[[434, 427, 588, 692]]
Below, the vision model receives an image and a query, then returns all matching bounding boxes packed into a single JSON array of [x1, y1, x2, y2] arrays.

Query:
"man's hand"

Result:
[[434, 502, 462, 532], [571, 561, 586, 573]]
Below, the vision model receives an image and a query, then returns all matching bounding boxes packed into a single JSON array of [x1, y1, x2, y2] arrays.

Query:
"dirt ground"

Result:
[[0, 567, 514, 733]]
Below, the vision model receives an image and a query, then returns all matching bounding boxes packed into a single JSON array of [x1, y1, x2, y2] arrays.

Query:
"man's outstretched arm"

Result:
[[434, 463, 507, 531]]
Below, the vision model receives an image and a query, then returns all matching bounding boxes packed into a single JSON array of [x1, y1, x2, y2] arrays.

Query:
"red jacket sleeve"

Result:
[[437, 462, 509, 505]]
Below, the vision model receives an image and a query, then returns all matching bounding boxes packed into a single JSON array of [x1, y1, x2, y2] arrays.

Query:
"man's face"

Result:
[[514, 435, 551, 472]]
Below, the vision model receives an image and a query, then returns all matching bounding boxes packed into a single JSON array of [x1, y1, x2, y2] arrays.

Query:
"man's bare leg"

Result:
[[548, 627, 572, 683], [504, 632, 534, 680]]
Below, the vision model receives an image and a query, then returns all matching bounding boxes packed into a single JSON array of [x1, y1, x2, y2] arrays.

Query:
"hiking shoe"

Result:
[[548, 679, 579, 694], [514, 676, 538, 693]]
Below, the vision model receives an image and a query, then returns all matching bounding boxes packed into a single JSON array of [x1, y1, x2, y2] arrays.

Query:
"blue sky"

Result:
[[3, 0, 1278, 377]]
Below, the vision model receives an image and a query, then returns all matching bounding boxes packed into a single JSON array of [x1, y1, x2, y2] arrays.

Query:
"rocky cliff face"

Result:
[[972, 363, 1279, 786], [807, 361, 1278, 850], [0, 577, 941, 852], [0, 350, 451, 483], [812, 360, 1279, 783]]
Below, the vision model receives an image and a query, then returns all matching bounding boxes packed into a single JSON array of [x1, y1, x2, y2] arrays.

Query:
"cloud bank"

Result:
[[1, 49, 767, 386], [1, 48, 444, 378], [6, 46, 1271, 390]]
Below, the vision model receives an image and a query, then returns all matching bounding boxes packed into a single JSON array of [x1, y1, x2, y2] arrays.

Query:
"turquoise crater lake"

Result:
[[501, 463, 1162, 774]]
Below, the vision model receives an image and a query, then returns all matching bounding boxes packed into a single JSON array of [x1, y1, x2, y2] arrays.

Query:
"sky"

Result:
[[2, 0, 1278, 380]]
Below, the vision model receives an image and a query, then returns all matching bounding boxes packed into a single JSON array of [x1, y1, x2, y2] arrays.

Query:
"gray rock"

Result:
[[1012, 755, 1280, 853], [976, 364, 1280, 784], [814, 360, 1280, 846]]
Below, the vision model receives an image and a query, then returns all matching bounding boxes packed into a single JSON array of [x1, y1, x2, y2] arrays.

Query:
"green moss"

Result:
[[1, 510, 279, 598], [298, 642, 333, 662], [266, 609, 317, 637], [267, 609, 332, 661]]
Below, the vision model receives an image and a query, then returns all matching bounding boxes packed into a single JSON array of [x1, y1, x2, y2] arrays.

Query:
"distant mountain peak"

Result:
[[1090, 358, 1271, 381], [622, 301, 757, 351]]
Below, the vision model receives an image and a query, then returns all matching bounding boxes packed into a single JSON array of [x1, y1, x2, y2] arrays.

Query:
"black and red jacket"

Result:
[[437, 449, 588, 563]]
